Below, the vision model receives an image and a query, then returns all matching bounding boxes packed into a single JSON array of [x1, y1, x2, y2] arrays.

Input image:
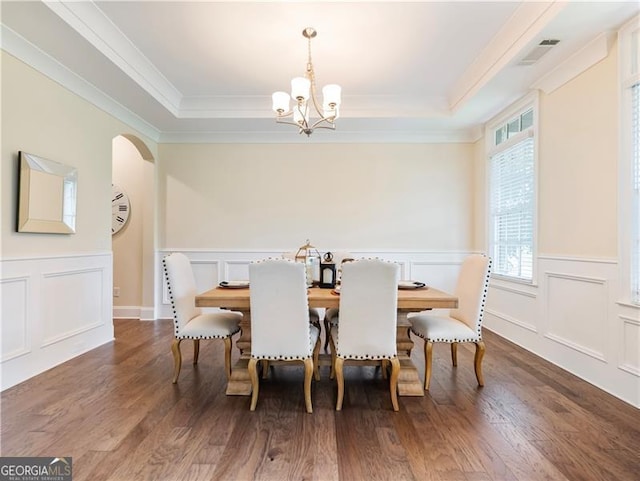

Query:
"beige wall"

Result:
[[112, 136, 145, 307], [471, 138, 486, 252], [1, 52, 157, 258], [537, 41, 618, 258], [158, 143, 475, 251], [471, 44, 618, 260]]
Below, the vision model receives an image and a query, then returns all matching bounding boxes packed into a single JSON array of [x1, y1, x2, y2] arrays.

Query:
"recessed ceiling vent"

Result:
[[518, 39, 560, 66]]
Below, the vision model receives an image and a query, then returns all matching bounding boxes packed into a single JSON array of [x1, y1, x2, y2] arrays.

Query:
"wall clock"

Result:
[[112, 184, 130, 235]]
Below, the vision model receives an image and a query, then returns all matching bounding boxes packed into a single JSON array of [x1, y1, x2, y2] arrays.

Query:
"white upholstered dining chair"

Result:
[[282, 251, 321, 326], [322, 251, 355, 350], [248, 259, 321, 413], [162, 253, 242, 384], [409, 254, 491, 390], [329, 258, 401, 411]]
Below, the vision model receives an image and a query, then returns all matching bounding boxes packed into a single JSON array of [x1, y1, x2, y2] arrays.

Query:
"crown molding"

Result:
[[449, 1, 566, 113], [532, 31, 614, 94], [158, 128, 479, 144], [1, 24, 161, 142], [44, 0, 182, 114], [2, 10, 480, 145], [2, 23, 476, 145]]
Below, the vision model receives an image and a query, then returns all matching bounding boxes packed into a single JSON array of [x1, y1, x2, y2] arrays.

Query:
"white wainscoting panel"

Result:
[[484, 255, 639, 408], [191, 260, 220, 294], [486, 282, 538, 333], [544, 272, 608, 361], [1, 252, 114, 391], [1, 276, 30, 362], [620, 315, 640, 376], [409, 261, 460, 294], [42, 268, 105, 347], [224, 260, 251, 283]]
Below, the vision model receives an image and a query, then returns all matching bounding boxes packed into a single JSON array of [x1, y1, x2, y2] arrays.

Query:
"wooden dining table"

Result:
[[195, 285, 458, 396]]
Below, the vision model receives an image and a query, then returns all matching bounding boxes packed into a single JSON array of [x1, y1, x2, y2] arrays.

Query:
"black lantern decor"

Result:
[[319, 252, 336, 289]]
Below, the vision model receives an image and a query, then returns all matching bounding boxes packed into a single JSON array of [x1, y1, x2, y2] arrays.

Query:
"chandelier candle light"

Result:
[[272, 28, 342, 136]]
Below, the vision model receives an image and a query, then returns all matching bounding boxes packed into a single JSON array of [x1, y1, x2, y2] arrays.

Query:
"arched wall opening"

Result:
[[112, 134, 155, 321]]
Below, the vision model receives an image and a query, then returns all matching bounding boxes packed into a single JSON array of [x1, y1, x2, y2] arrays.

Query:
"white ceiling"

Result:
[[1, 1, 638, 143]]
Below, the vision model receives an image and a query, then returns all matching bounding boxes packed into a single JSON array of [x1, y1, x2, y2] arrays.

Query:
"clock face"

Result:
[[112, 184, 130, 235]]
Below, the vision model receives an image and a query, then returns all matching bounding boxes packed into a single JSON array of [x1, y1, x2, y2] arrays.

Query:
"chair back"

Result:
[[337, 259, 400, 358], [163, 253, 201, 335], [331, 251, 355, 265], [450, 254, 491, 333], [249, 259, 313, 358]]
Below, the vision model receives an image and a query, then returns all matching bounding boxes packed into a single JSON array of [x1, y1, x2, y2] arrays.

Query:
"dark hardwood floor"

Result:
[[1, 319, 639, 481]]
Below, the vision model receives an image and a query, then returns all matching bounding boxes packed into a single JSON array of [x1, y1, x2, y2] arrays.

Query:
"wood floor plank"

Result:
[[486, 421, 571, 481], [531, 431, 639, 481], [1, 320, 639, 481], [181, 464, 217, 481], [403, 399, 471, 479]]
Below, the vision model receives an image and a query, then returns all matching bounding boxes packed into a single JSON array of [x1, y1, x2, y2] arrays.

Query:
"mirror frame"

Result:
[[17, 151, 77, 234]]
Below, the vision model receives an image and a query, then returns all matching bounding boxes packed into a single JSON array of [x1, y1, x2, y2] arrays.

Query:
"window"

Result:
[[487, 98, 537, 282], [620, 16, 640, 305]]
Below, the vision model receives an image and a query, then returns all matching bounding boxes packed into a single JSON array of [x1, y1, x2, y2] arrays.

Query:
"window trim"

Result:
[[485, 91, 539, 284], [619, 15, 640, 306]]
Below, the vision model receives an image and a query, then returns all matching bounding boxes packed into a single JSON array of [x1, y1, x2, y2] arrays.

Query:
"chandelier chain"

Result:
[[306, 34, 322, 118]]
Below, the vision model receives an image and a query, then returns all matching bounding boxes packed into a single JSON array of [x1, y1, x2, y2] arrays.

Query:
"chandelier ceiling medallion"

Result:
[[272, 27, 342, 137]]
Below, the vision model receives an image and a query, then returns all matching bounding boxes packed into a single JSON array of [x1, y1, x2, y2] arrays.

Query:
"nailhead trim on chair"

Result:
[[252, 355, 313, 360], [410, 255, 492, 344], [336, 353, 397, 360], [163, 255, 240, 341]]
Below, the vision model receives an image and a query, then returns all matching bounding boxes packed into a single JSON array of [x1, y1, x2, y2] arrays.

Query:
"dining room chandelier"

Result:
[[271, 27, 342, 137]]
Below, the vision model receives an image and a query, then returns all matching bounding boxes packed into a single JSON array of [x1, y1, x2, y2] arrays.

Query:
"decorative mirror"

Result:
[[17, 151, 77, 234]]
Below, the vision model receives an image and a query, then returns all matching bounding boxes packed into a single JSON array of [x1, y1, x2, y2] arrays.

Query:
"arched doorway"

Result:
[[112, 134, 155, 321]]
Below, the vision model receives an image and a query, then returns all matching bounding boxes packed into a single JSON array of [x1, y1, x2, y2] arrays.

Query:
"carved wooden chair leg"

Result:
[[171, 339, 182, 384], [451, 342, 458, 367], [424, 341, 434, 391], [474, 340, 486, 387], [224, 337, 232, 380], [193, 339, 200, 365], [335, 357, 345, 411], [323, 319, 332, 352], [312, 337, 321, 381], [303, 358, 314, 413], [248, 358, 259, 411], [261, 360, 270, 379], [329, 336, 337, 380], [389, 357, 400, 412], [380, 359, 389, 380]]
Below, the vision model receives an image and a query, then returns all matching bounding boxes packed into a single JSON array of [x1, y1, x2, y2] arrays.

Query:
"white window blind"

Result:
[[489, 135, 535, 281], [632, 82, 640, 304]]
